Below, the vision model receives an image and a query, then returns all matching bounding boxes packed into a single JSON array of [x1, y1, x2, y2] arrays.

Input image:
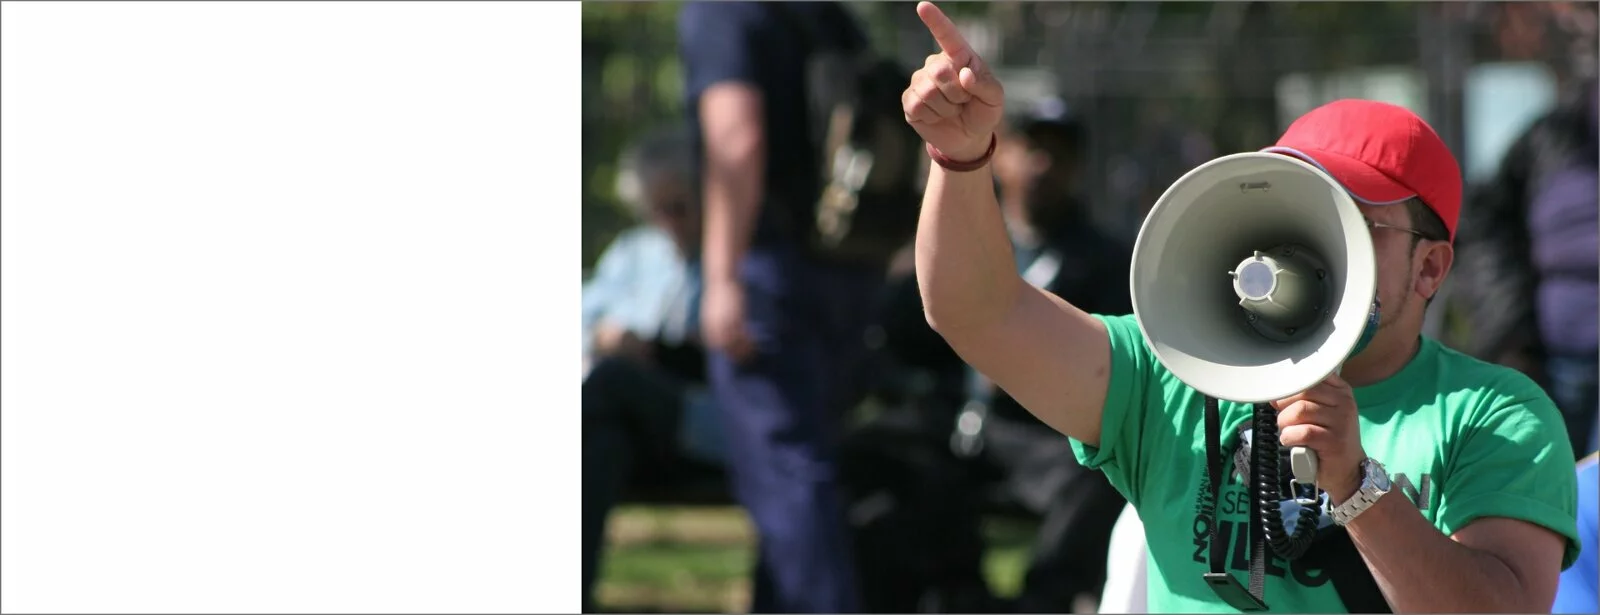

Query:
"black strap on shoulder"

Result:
[[1202, 395, 1269, 610]]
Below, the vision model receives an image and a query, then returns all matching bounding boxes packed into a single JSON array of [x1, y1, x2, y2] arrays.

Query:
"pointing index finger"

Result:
[[917, 2, 973, 66]]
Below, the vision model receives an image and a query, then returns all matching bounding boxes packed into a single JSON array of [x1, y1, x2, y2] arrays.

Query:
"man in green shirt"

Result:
[[899, 2, 1580, 612]]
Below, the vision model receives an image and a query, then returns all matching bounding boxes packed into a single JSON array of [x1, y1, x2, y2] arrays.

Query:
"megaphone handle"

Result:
[[1289, 365, 1344, 487], [1289, 446, 1319, 485]]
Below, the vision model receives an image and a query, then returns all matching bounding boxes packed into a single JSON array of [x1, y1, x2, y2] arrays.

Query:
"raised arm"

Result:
[[904, 1, 1114, 446]]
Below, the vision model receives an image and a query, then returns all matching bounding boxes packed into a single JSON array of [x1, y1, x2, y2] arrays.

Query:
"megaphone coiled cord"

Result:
[[1251, 402, 1320, 560]]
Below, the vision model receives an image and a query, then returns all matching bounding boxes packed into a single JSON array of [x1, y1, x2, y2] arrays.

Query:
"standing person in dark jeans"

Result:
[[952, 105, 1134, 612], [678, 3, 882, 612], [1453, 81, 1599, 457]]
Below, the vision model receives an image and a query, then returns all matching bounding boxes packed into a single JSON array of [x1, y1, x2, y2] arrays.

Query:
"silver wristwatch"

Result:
[[1331, 458, 1391, 526]]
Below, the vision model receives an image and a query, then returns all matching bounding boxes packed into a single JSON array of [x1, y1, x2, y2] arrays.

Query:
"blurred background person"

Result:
[[835, 259, 993, 614], [841, 102, 1139, 614], [952, 103, 1133, 613], [1452, 80, 1599, 458], [581, 125, 726, 613], [678, 2, 887, 612]]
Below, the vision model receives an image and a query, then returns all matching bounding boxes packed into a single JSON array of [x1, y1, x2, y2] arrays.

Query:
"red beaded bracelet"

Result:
[[926, 134, 997, 173]]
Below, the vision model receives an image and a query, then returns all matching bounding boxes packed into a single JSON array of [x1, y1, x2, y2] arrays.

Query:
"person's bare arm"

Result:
[[907, 2, 1112, 446], [1278, 376, 1573, 613], [698, 84, 766, 289], [591, 321, 653, 361], [695, 83, 765, 360], [1346, 495, 1565, 612]]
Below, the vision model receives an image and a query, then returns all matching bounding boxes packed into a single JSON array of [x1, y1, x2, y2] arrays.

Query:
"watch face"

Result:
[[1367, 461, 1392, 491]]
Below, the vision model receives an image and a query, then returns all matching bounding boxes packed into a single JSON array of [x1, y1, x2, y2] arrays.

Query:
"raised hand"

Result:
[[902, 1, 1006, 162]]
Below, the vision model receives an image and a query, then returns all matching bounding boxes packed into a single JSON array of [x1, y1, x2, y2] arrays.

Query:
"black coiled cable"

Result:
[[1252, 402, 1319, 560]]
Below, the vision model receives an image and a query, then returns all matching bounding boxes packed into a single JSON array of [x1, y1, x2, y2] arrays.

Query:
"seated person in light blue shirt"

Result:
[[580, 125, 727, 613], [1554, 452, 1597, 613]]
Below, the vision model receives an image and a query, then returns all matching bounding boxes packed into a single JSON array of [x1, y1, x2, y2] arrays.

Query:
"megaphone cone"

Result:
[[1130, 151, 1379, 549], [1130, 152, 1377, 404]]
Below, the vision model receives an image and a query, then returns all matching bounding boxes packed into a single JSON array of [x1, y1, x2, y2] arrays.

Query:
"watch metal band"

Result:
[[1332, 487, 1381, 526], [1331, 458, 1387, 526]]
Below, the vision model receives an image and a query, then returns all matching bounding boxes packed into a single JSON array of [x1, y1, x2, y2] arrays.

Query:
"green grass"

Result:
[[596, 505, 1036, 613], [981, 515, 1036, 598]]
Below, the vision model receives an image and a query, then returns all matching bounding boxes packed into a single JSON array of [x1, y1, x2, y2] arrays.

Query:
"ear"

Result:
[[1413, 241, 1454, 300]]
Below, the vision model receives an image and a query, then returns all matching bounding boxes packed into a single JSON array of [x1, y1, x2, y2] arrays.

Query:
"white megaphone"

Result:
[[1129, 152, 1378, 491]]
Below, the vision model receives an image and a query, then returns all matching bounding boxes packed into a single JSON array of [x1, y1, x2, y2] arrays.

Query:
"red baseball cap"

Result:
[[1261, 99, 1463, 242]]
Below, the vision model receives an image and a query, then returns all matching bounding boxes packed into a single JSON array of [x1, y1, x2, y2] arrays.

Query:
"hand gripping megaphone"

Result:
[[1128, 152, 1379, 580]]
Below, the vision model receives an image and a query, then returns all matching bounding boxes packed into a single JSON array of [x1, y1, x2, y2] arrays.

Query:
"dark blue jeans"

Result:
[[1546, 353, 1600, 457], [708, 245, 883, 613]]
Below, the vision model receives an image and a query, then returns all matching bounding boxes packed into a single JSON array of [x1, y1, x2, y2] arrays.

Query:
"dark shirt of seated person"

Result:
[[832, 257, 994, 613], [905, 4, 1577, 612], [579, 125, 725, 613]]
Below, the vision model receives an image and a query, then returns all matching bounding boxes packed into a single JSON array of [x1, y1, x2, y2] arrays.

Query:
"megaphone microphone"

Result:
[[1227, 245, 1380, 497], [1230, 245, 1330, 486], [1130, 152, 1380, 609]]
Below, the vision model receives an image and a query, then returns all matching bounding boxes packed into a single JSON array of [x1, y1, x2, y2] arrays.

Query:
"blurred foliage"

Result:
[[577, 1, 1423, 271], [582, 1, 686, 272], [581, 1, 1589, 269], [581, 2, 924, 272]]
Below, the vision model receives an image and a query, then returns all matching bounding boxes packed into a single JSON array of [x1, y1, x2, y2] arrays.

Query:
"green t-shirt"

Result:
[[1072, 313, 1581, 613]]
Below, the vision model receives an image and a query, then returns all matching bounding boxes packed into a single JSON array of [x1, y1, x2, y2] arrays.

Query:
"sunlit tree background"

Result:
[[582, 1, 1594, 272]]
